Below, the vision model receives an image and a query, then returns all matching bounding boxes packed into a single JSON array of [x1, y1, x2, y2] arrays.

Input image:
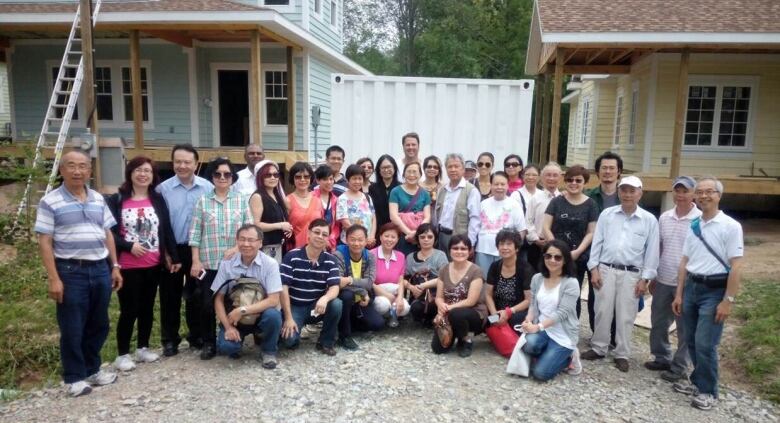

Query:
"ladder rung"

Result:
[[48, 117, 63, 122], [61, 77, 76, 82], [63, 64, 79, 68], [55, 90, 73, 95], [52, 104, 68, 108], [72, 38, 82, 42], [43, 131, 60, 136], [67, 50, 82, 55]]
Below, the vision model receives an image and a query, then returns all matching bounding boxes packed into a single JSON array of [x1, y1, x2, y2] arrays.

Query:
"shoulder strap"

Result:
[[518, 192, 527, 215], [402, 188, 423, 213], [691, 218, 731, 272]]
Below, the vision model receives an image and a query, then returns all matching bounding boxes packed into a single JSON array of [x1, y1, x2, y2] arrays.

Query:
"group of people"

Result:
[[36, 134, 743, 412]]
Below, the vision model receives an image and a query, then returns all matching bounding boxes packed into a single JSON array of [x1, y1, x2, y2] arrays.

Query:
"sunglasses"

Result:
[[477, 162, 492, 168], [294, 174, 311, 180], [505, 162, 521, 168], [543, 253, 564, 262], [213, 171, 232, 179], [265, 172, 280, 178], [565, 178, 585, 184], [426, 165, 440, 170], [451, 246, 469, 252], [418, 234, 434, 240]]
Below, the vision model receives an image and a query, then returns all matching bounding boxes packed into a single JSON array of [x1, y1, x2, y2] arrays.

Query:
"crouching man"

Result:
[[212, 224, 282, 369]]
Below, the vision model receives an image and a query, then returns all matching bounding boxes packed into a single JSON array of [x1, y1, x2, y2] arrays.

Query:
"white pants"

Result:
[[592, 265, 641, 359], [373, 283, 411, 317]]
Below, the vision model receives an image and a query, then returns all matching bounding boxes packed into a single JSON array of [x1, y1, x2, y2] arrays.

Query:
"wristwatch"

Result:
[[240, 306, 247, 315], [112, 263, 122, 270], [538, 323, 545, 332], [725, 296, 736, 304]]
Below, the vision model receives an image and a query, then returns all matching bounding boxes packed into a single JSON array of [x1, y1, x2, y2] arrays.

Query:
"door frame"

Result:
[[210, 63, 253, 147]]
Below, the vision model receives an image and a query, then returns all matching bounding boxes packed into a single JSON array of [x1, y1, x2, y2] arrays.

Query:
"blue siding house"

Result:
[[0, 0, 370, 165]]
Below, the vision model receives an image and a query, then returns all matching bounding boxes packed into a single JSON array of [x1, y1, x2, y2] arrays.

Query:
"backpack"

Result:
[[216, 276, 267, 326]]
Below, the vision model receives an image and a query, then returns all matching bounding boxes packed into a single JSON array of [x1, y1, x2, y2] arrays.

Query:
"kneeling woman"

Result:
[[520, 239, 581, 381], [485, 229, 533, 331], [431, 235, 487, 357]]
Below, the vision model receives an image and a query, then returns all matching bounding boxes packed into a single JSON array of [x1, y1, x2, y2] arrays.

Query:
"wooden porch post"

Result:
[[540, 74, 552, 162], [129, 30, 144, 149], [79, 0, 100, 185], [286, 46, 295, 151], [250, 30, 263, 147], [669, 49, 690, 178], [549, 49, 565, 162], [531, 75, 544, 163]]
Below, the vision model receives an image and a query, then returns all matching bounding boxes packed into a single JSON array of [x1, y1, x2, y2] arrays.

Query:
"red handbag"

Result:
[[485, 323, 520, 358]]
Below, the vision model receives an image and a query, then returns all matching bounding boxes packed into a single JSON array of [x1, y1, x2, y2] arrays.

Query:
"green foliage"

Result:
[[734, 280, 780, 403]]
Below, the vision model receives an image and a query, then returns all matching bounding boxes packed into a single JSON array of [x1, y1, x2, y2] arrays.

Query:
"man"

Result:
[[325, 145, 347, 196], [35, 151, 123, 397], [671, 177, 743, 411], [464, 160, 478, 182], [156, 144, 214, 356], [232, 144, 265, 195], [582, 175, 660, 373], [522, 161, 562, 269], [280, 219, 343, 355], [400, 132, 421, 167], [645, 176, 701, 382], [212, 224, 282, 369], [434, 153, 481, 254]]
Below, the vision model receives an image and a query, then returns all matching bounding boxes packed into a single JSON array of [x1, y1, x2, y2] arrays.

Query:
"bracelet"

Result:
[[538, 323, 545, 332]]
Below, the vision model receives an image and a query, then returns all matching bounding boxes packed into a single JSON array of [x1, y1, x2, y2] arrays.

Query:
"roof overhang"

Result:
[[0, 10, 371, 75]]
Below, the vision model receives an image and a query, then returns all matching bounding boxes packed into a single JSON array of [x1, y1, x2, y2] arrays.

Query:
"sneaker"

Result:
[[580, 350, 605, 361], [614, 358, 630, 372], [162, 342, 178, 357], [644, 361, 671, 371], [567, 349, 583, 375], [300, 324, 321, 339], [661, 370, 687, 383], [458, 340, 474, 358], [315, 343, 337, 356], [86, 370, 117, 386], [67, 381, 92, 397], [135, 347, 160, 363], [113, 354, 136, 372], [260, 354, 278, 370], [338, 336, 359, 351], [691, 393, 717, 410], [200, 344, 216, 360], [673, 381, 699, 396]]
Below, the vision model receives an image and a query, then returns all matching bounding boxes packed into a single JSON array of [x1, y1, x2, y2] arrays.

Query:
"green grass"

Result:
[[0, 240, 167, 391], [733, 279, 780, 403]]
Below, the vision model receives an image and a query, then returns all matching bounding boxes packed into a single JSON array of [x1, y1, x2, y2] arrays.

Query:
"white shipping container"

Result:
[[329, 74, 535, 171]]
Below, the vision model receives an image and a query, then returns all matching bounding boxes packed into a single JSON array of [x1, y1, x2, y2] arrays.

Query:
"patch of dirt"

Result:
[[0, 244, 16, 265], [0, 182, 22, 213]]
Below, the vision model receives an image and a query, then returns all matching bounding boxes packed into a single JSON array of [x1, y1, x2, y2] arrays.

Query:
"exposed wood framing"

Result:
[[130, 30, 144, 149], [669, 49, 690, 179], [562, 65, 630, 74], [564, 48, 579, 63], [549, 49, 564, 162], [249, 30, 263, 147], [531, 75, 544, 163], [79, 0, 100, 186], [540, 74, 552, 162], [585, 48, 607, 65], [286, 46, 295, 151], [141, 30, 193, 47], [608, 49, 633, 65]]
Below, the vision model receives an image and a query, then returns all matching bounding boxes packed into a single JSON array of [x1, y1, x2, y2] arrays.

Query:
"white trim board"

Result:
[[642, 55, 658, 172], [542, 32, 780, 44], [209, 63, 252, 148], [185, 47, 199, 147]]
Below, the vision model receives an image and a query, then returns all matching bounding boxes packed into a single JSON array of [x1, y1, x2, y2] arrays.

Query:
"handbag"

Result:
[[485, 323, 520, 358], [435, 316, 454, 349], [398, 188, 425, 231], [506, 331, 531, 377]]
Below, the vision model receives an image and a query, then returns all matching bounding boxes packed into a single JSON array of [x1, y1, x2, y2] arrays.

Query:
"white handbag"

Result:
[[506, 328, 531, 377]]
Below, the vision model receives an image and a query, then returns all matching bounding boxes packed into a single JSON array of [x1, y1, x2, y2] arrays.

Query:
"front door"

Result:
[[217, 70, 249, 146]]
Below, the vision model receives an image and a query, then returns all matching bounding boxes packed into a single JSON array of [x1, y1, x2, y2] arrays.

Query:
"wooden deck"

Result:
[[582, 173, 780, 195]]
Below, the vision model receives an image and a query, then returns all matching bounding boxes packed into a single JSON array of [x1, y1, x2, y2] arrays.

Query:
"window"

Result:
[[95, 66, 113, 121], [315, 0, 322, 14], [330, 1, 337, 26], [684, 81, 753, 148], [264, 70, 288, 125], [578, 96, 591, 146], [121, 67, 149, 122], [50, 67, 79, 121], [263, 0, 289, 4], [628, 88, 639, 145], [613, 94, 623, 145]]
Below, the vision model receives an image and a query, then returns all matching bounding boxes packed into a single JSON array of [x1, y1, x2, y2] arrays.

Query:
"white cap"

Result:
[[618, 175, 643, 189], [254, 159, 277, 175]]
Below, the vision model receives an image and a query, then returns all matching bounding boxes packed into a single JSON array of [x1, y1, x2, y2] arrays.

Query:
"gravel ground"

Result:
[[1, 318, 777, 423]]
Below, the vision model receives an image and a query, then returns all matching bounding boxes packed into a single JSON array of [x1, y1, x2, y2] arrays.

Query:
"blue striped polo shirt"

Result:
[[34, 185, 117, 260], [280, 247, 341, 306]]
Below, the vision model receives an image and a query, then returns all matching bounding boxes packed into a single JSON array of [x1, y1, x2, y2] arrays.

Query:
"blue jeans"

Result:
[[475, 252, 500, 279], [217, 308, 283, 356], [283, 299, 343, 348], [55, 259, 112, 384], [682, 276, 726, 397], [522, 331, 573, 381]]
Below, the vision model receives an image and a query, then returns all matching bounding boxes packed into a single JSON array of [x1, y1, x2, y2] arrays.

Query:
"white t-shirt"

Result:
[[475, 196, 526, 256], [537, 282, 574, 349]]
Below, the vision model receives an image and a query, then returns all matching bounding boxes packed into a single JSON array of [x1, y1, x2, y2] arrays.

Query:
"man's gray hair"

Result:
[[444, 153, 464, 167], [696, 176, 724, 194], [59, 149, 91, 168], [236, 223, 263, 240], [542, 161, 562, 173]]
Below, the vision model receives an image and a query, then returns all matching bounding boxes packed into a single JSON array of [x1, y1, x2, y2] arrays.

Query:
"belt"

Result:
[[601, 262, 639, 273], [55, 258, 107, 267], [689, 273, 729, 284], [438, 225, 453, 235]]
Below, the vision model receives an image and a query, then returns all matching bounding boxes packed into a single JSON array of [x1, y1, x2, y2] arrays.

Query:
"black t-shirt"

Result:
[[486, 258, 533, 309], [545, 196, 599, 260]]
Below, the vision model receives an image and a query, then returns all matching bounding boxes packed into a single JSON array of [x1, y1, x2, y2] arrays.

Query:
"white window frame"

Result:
[[612, 88, 624, 146], [262, 64, 289, 133], [577, 95, 592, 147], [259, 0, 295, 14], [329, 0, 339, 30], [46, 60, 154, 130], [628, 82, 639, 146], [314, 0, 322, 17], [683, 75, 758, 152]]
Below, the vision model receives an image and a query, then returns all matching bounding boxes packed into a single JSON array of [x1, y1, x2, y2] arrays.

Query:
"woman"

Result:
[[313, 164, 340, 250], [512, 164, 542, 217], [189, 157, 253, 360], [368, 155, 400, 242], [337, 164, 377, 247], [420, 155, 443, 215], [333, 224, 384, 350], [389, 161, 432, 255], [431, 235, 487, 357], [485, 230, 533, 332], [542, 164, 598, 318], [107, 156, 179, 372], [371, 223, 410, 327], [404, 223, 449, 325], [249, 160, 292, 263], [475, 152, 494, 200], [286, 161, 322, 250], [503, 154, 525, 195], [356, 157, 374, 193], [520, 240, 582, 381], [475, 171, 527, 278]]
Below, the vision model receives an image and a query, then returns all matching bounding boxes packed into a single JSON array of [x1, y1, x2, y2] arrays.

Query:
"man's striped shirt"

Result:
[[280, 247, 340, 306]]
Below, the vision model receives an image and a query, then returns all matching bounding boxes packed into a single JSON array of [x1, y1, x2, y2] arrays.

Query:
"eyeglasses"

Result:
[[133, 168, 153, 174], [213, 171, 232, 179], [238, 237, 259, 243], [565, 178, 585, 184], [695, 189, 719, 197], [246, 152, 264, 156], [477, 162, 492, 168], [265, 172, 280, 179], [425, 165, 440, 170], [451, 246, 469, 252], [418, 234, 434, 240], [505, 162, 521, 168], [294, 174, 311, 180], [543, 253, 564, 262], [310, 229, 330, 238]]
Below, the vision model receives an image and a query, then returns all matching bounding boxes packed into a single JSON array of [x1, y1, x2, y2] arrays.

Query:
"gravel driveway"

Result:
[[1, 322, 777, 423]]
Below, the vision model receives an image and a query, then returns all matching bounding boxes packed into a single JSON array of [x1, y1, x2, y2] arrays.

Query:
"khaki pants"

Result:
[[592, 265, 641, 359]]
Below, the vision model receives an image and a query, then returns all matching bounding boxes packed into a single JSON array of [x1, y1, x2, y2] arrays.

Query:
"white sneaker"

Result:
[[113, 354, 136, 372], [691, 393, 717, 410], [86, 369, 117, 386], [67, 381, 92, 397], [135, 347, 160, 363], [567, 348, 583, 375]]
